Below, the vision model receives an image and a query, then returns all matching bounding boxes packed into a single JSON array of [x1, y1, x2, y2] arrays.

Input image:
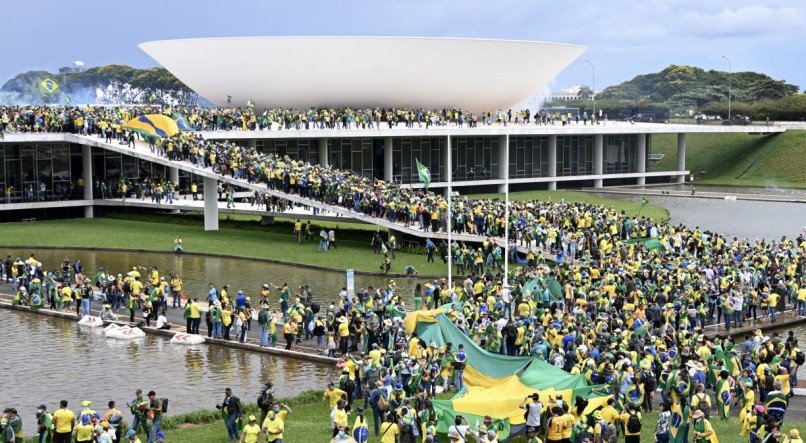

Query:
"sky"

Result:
[[1, 0, 803, 92]]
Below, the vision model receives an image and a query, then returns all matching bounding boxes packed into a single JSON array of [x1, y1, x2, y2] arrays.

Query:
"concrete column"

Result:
[[383, 137, 393, 181], [82, 145, 93, 218], [636, 134, 647, 186], [497, 135, 508, 193], [319, 138, 328, 168], [547, 135, 557, 191], [203, 176, 219, 231], [677, 133, 686, 184], [593, 134, 604, 188], [169, 167, 180, 212]]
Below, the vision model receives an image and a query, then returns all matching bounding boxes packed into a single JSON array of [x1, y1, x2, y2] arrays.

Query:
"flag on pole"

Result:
[[246, 99, 255, 108], [641, 196, 649, 208], [63, 95, 72, 104], [416, 159, 431, 188]]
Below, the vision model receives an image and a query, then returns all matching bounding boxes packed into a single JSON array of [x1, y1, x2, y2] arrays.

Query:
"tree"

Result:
[[577, 85, 594, 100]]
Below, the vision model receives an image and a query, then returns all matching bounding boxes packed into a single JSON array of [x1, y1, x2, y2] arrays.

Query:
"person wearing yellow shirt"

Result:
[[323, 383, 347, 409], [620, 404, 642, 443], [379, 414, 401, 443], [52, 400, 76, 442], [262, 409, 287, 443], [768, 292, 780, 322], [240, 415, 261, 443], [544, 407, 566, 442], [330, 401, 349, 438], [797, 286, 806, 316], [73, 415, 95, 443], [774, 367, 791, 396], [188, 298, 201, 334], [600, 398, 620, 425]]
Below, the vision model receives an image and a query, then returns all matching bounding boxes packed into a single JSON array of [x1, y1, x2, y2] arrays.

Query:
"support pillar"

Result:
[[636, 134, 647, 186], [169, 167, 180, 212], [676, 133, 686, 184], [319, 138, 328, 168], [497, 135, 508, 193], [547, 135, 557, 191], [82, 145, 93, 218], [383, 137, 393, 182], [593, 134, 604, 188], [203, 176, 219, 231]]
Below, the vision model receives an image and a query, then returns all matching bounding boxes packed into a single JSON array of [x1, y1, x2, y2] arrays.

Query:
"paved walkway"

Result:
[[589, 186, 806, 204]]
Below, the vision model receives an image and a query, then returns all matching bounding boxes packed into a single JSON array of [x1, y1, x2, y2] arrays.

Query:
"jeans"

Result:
[[226, 413, 240, 439], [191, 318, 201, 334], [372, 407, 383, 435], [798, 300, 806, 316], [81, 298, 91, 316], [212, 322, 222, 339], [172, 292, 181, 308], [131, 415, 151, 440], [655, 431, 670, 443], [733, 311, 743, 327], [769, 307, 777, 322], [149, 418, 162, 443], [259, 325, 269, 346], [454, 369, 464, 391]]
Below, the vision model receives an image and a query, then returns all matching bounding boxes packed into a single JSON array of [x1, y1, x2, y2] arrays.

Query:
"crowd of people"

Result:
[[3, 107, 806, 442], [0, 105, 598, 136]]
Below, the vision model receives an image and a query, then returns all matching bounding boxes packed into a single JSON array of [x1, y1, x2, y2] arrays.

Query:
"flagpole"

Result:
[[446, 135, 452, 292], [503, 134, 510, 318]]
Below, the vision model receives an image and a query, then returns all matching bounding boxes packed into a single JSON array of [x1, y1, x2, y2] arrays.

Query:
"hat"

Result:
[[248, 415, 256, 422], [692, 409, 705, 420], [790, 429, 800, 438], [81, 400, 91, 407], [126, 429, 137, 438], [156, 431, 166, 438], [37, 404, 47, 410]]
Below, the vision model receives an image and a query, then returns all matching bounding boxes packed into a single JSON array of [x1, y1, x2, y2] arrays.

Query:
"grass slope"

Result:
[[0, 215, 450, 276], [651, 130, 806, 188], [467, 190, 669, 221]]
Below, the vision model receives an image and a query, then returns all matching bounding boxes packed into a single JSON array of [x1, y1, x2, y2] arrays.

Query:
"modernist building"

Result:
[[0, 37, 787, 222]]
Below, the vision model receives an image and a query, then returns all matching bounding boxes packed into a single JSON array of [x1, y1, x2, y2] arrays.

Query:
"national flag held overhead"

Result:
[[416, 159, 431, 188]]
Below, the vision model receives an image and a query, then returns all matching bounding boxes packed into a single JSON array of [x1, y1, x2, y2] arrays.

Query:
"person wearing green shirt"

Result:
[[36, 405, 53, 443], [1, 408, 22, 443], [128, 389, 151, 440]]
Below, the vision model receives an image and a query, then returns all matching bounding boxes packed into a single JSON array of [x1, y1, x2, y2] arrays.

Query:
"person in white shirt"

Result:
[[520, 393, 543, 433], [156, 314, 171, 330], [448, 416, 477, 443]]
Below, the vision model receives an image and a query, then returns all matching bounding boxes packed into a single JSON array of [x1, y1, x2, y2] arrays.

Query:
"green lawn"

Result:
[[0, 215, 450, 276], [650, 130, 806, 188], [466, 190, 669, 221], [85, 390, 804, 443]]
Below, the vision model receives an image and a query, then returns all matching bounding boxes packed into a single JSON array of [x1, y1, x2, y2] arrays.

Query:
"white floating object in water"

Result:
[[170, 333, 205, 345], [78, 315, 103, 327], [105, 325, 145, 340], [724, 196, 737, 201]]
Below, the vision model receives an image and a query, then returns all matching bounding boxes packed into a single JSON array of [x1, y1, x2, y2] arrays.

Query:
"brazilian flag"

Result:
[[39, 78, 60, 95], [416, 159, 431, 188], [716, 378, 730, 419]]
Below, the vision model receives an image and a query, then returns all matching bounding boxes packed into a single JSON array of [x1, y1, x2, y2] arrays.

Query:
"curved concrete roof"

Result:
[[139, 36, 585, 110]]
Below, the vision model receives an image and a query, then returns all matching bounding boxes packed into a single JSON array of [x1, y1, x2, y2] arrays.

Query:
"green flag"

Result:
[[63, 95, 72, 103], [246, 99, 255, 108], [416, 158, 431, 188], [641, 196, 649, 208]]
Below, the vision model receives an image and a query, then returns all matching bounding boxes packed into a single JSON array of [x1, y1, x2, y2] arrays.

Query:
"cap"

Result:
[[81, 400, 91, 407], [248, 415, 256, 421], [126, 429, 137, 437], [156, 431, 167, 438]]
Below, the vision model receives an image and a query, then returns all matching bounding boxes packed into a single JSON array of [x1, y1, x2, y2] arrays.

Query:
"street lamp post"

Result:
[[584, 60, 595, 120], [721, 55, 732, 120]]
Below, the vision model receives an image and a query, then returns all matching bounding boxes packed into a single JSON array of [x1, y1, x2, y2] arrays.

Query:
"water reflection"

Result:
[[0, 309, 337, 435]]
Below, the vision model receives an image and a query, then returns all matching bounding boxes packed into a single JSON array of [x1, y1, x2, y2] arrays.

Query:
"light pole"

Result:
[[721, 55, 732, 120], [584, 60, 595, 119]]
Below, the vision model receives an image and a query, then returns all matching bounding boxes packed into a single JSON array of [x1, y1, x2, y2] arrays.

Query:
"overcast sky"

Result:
[[2, 0, 802, 92]]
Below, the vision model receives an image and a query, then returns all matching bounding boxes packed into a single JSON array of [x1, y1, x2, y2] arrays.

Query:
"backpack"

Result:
[[695, 394, 711, 418], [257, 391, 271, 410], [160, 398, 169, 413], [626, 412, 641, 433], [377, 394, 388, 411]]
